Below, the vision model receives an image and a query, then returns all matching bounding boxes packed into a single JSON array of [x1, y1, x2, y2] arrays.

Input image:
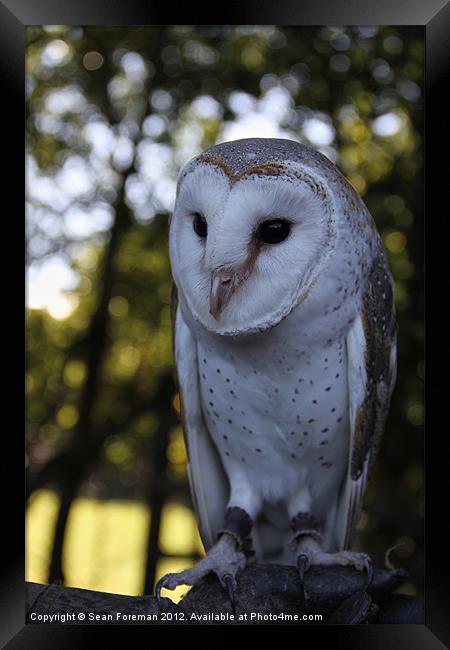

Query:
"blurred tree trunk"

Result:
[[142, 378, 178, 595], [48, 181, 132, 584]]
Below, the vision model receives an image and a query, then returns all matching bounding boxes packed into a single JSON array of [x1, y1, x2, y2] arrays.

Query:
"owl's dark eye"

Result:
[[257, 219, 291, 244], [193, 213, 207, 238]]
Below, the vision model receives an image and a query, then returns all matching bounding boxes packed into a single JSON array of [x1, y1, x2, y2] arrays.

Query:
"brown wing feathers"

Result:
[[351, 250, 396, 481]]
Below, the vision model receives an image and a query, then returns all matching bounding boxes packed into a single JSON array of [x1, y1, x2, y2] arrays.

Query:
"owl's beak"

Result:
[[209, 248, 259, 320], [209, 267, 236, 320]]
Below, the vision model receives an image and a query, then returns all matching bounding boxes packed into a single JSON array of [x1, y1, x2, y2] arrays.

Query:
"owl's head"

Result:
[[169, 138, 343, 336]]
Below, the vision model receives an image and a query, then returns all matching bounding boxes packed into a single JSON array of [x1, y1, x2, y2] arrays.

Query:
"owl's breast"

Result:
[[196, 329, 350, 509]]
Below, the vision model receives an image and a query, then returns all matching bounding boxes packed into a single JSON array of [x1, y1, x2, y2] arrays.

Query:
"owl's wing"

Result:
[[171, 285, 229, 551], [335, 251, 397, 550]]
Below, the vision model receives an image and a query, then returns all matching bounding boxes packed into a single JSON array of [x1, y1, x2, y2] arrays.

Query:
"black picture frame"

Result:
[[5, 0, 448, 645]]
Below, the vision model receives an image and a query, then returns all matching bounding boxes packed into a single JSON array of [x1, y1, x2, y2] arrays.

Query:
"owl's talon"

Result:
[[296, 553, 309, 606], [364, 557, 375, 590], [222, 573, 237, 615], [327, 557, 375, 622]]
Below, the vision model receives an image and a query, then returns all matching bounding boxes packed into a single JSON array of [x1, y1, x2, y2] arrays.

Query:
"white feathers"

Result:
[[346, 313, 368, 422], [170, 162, 338, 336], [174, 306, 228, 549]]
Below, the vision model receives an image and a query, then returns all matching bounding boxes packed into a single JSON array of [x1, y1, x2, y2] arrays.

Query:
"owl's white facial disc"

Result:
[[169, 162, 336, 336]]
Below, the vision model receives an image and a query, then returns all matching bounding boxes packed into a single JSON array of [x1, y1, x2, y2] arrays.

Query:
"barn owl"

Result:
[[157, 138, 396, 607]]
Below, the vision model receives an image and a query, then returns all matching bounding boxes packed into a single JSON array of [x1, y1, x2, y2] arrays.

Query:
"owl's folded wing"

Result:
[[171, 285, 229, 551], [336, 251, 397, 550]]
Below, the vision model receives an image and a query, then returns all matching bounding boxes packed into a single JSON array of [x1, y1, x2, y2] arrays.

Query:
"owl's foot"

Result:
[[296, 540, 376, 622], [291, 512, 374, 607], [155, 532, 246, 612], [297, 542, 373, 571], [156, 506, 253, 613]]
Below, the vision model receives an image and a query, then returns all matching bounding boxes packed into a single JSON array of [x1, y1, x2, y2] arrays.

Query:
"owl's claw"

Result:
[[222, 573, 237, 615], [326, 557, 376, 623], [296, 553, 309, 606], [364, 557, 375, 590]]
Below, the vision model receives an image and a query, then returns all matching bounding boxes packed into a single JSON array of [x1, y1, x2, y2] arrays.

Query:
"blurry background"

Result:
[[26, 26, 424, 602]]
